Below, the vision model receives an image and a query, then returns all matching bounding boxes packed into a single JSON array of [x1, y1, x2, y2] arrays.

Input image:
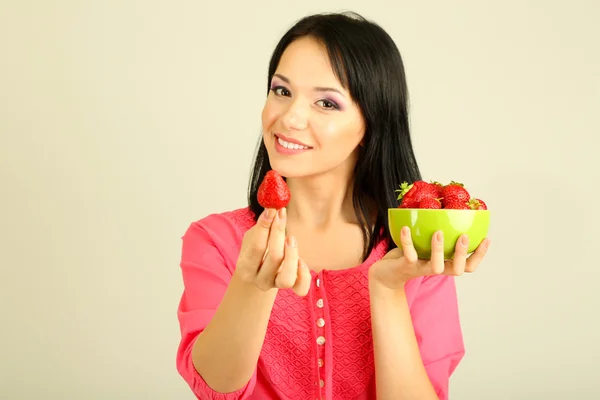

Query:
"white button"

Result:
[[316, 278, 320, 287], [320, 379, 325, 387], [317, 318, 325, 328], [318, 358, 324, 367], [317, 336, 326, 345], [316, 299, 324, 308]]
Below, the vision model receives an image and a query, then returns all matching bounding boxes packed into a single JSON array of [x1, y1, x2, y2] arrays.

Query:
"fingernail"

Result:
[[287, 235, 296, 247], [278, 207, 286, 219], [461, 235, 469, 247], [263, 208, 274, 220], [402, 226, 410, 235], [437, 231, 444, 242]]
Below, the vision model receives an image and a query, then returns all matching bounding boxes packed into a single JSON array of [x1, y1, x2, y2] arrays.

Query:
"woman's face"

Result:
[[261, 37, 366, 179]]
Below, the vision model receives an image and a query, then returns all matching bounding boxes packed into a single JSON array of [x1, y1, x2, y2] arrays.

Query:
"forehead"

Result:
[[275, 37, 342, 87]]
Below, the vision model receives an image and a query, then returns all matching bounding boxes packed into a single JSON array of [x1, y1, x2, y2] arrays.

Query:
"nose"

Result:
[[282, 101, 308, 131]]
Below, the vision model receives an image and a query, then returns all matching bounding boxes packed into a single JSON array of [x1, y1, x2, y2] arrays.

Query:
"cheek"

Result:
[[261, 100, 281, 131], [317, 118, 364, 147]]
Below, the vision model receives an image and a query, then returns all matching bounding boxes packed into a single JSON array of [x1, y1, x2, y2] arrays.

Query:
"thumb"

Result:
[[292, 259, 312, 297]]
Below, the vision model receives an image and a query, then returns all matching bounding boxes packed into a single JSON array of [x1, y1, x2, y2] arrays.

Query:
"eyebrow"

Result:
[[273, 73, 345, 97]]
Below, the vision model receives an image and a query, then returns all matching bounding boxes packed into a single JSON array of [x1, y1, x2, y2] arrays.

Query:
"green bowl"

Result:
[[388, 208, 490, 260]]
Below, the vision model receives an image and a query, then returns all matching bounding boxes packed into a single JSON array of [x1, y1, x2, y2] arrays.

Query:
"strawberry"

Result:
[[444, 199, 470, 209], [395, 181, 415, 208], [418, 198, 442, 209], [468, 198, 487, 210], [430, 181, 444, 197], [396, 180, 439, 208], [257, 170, 291, 209], [440, 181, 470, 209]]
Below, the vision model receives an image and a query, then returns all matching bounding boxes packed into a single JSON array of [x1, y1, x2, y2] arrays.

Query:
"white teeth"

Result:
[[278, 137, 309, 150]]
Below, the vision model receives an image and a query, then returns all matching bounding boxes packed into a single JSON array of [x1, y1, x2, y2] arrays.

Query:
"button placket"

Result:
[[314, 272, 327, 398]]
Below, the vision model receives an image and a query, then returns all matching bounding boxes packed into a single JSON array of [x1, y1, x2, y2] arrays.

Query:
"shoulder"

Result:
[[190, 207, 254, 235], [181, 206, 257, 265], [184, 206, 256, 238]]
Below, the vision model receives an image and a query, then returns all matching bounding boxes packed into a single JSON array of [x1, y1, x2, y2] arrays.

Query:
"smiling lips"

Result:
[[274, 134, 312, 154]]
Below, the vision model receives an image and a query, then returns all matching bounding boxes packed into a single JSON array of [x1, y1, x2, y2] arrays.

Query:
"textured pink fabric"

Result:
[[176, 207, 465, 400]]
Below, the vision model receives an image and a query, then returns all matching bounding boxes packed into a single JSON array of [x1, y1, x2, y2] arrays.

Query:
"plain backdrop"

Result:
[[1, 1, 599, 399]]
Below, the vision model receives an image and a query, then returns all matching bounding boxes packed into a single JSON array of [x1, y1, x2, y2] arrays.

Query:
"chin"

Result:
[[265, 141, 318, 179], [264, 148, 296, 179], [268, 161, 303, 179], [269, 161, 331, 181]]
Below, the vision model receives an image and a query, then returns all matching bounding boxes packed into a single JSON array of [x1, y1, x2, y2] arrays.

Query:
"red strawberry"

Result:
[[395, 181, 415, 208], [444, 199, 470, 209], [257, 170, 291, 209], [468, 198, 487, 210], [440, 181, 470, 209], [396, 180, 439, 208], [418, 198, 442, 209], [430, 181, 444, 197]]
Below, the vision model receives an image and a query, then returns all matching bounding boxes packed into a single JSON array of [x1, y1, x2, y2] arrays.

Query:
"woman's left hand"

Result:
[[369, 226, 491, 290]]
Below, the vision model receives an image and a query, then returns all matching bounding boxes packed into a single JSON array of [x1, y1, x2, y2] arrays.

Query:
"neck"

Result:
[[285, 171, 356, 230]]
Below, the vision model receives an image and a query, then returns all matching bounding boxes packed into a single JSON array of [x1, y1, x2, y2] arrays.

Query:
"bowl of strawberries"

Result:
[[388, 180, 490, 260]]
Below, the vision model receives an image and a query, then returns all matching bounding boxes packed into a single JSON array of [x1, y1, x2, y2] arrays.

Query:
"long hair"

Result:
[[247, 11, 422, 260]]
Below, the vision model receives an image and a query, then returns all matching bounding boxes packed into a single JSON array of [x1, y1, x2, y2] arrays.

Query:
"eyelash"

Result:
[[269, 86, 340, 110]]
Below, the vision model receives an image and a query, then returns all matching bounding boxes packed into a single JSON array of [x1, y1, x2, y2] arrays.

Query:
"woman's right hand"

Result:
[[234, 207, 312, 296]]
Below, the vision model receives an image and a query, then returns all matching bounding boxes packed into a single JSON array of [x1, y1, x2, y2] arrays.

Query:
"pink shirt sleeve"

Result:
[[175, 215, 257, 400], [410, 275, 465, 400]]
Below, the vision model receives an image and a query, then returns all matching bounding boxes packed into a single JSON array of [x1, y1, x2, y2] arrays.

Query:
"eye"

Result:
[[271, 86, 291, 97], [316, 99, 339, 110]]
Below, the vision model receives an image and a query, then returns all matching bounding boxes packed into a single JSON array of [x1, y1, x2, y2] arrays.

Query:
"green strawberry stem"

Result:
[[447, 180, 464, 187], [467, 198, 480, 209], [394, 181, 413, 200]]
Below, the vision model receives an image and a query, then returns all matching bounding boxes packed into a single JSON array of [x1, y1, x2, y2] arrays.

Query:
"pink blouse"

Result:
[[176, 207, 465, 400]]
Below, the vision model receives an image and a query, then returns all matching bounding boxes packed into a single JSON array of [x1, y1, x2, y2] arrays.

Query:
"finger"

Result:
[[447, 234, 469, 276], [464, 238, 491, 273], [256, 208, 287, 289], [292, 259, 312, 297], [400, 226, 418, 264], [242, 208, 276, 265], [427, 230, 445, 275], [275, 234, 299, 289]]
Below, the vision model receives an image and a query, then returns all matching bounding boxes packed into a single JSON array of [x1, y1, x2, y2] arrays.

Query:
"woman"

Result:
[[176, 11, 490, 400]]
